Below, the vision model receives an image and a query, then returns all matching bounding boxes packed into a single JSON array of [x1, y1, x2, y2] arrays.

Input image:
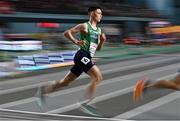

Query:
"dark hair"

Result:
[[88, 6, 101, 13]]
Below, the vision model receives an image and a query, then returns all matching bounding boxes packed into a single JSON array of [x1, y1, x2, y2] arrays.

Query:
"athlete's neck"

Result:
[[89, 20, 97, 30]]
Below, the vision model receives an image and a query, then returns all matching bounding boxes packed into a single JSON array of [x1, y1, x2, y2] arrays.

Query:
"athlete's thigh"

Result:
[[87, 65, 102, 80], [61, 71, 78, 83]]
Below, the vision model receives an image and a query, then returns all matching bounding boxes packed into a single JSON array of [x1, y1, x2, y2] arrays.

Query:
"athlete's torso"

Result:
[[80, 21, 101, 57]]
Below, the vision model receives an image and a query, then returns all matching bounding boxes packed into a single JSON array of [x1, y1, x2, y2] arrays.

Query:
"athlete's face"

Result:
[[91, 9, 102, 23]]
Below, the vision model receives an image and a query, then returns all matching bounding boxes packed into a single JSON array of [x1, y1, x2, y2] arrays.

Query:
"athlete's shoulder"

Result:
[[78, 22, 88, 30], [78, 22, 88, 35]]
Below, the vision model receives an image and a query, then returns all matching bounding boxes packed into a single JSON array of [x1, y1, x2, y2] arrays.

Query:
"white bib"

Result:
[[89, 42, 98, 57]]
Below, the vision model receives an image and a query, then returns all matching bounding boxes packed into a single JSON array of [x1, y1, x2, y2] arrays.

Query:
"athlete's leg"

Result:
[[45, 71, 78, 93], [85, 65, 103, 102], [36, 71, 77, 107], [79, 65, 104, 117], [44, 61, 83, 93], [133, 74, 180, 102], [146, 74, 180, 90], [36, 66, 81, 107], [172, 74, 180, 87]]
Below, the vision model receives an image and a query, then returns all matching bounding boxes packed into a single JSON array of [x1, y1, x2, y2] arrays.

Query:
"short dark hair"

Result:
[[88, 6, 101, 13]]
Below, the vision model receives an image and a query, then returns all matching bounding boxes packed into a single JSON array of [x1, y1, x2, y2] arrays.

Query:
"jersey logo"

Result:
[[81, 57, 90, 65]]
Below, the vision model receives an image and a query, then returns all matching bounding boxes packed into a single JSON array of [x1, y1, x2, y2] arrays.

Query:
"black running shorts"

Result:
[[70, 49, 95, 77]]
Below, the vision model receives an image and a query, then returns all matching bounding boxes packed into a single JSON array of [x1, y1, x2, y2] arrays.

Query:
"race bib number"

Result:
[[89, 42, 98, 57], [81, 57, 90, 65]]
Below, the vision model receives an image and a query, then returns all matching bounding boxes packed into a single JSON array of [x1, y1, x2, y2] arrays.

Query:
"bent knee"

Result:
[[95, 75, 103, 84]]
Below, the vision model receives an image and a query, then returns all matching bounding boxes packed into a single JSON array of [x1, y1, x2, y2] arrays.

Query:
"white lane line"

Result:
[[99, 57, 179, 78], [0, 97, 38, 109], [99, 56, 164, 70], [151, 53, 180, 57], [48, 86, 134, 114], [0, 56, 177, 95], [47, 73, 177, 114], [0, 64, 178, 109], [0, 114, 39, 120], [0, 57, 178, 95], [115, 91, 180, 120], [0, 55, 161, 86], [47, 64, 179, 97], [0, 108, 134, 121], [0, 81, 52, 95]]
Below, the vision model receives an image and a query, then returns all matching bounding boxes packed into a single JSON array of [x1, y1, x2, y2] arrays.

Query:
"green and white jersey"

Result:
[[80, 21, 101, 57]]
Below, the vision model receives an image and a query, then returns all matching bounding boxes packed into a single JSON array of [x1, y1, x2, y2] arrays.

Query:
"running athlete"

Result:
[[133, 69, 180, 102], [36, 6, 106, 107]]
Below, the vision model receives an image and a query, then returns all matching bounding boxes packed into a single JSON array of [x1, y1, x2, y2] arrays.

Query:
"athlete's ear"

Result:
[[89, 11, 95, 17]]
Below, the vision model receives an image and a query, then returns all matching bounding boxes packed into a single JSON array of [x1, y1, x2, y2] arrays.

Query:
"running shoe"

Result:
[[133, 77, 148, 103], [35, 86, 46, 108], [79, 102, 103, 117]]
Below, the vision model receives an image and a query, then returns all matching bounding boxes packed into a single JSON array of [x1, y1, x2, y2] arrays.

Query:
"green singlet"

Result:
[[80, 21, 101, 57]]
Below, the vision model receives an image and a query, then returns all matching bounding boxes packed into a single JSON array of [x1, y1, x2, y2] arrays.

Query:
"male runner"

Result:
[[133, 69, 180, 102], [36, 6, 106, 109]]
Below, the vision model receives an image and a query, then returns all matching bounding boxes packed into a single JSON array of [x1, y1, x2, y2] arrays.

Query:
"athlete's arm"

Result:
[[97, 33, 106, 51], [63, 23, 88, 46]]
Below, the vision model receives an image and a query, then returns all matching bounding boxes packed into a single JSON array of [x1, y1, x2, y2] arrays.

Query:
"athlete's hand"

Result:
[[74, 40, 86, 47]]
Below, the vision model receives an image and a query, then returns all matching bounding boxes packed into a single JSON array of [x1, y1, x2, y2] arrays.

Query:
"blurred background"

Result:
[[0, 0, 179, 71], [0, 1, 180, 120]]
